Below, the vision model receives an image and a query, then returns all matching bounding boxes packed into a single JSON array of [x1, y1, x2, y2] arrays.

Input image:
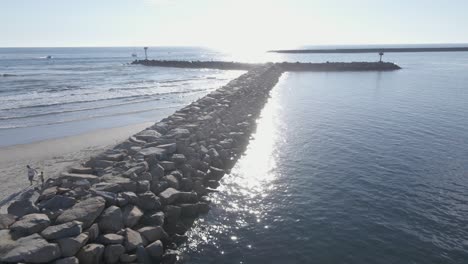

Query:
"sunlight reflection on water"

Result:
[[183, 77, 284, 256]]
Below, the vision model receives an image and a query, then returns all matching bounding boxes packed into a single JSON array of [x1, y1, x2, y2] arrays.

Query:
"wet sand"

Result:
[[0, 122, 152, 208]]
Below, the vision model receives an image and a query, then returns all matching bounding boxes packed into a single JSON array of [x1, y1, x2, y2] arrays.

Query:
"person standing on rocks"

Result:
[[39, 171, 45, 186], [26, 165, 37, 186]]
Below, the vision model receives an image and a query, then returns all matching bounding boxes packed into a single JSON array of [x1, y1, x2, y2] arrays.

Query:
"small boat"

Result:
[[46, 55, 53, 59], [131, 53, 137, 58]]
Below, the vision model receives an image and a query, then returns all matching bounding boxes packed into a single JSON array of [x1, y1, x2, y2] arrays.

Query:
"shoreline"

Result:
[[0, 122, 153, 204], [0, 65, 283, 263]]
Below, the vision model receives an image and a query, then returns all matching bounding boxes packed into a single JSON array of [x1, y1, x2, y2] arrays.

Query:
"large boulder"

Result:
[[7, 198, 40, 217], [120, 253, 137, 263], [0, 214, 16, 229], [136, 245, 152, 264], [85, 223, 100, 242], [38, 195, 76, 211], [137, 147, 167, 160], [53, 256, 79, 264], [124, 228, 143, 252], [76, 243, 105, 264], [138, 226, 168, 243], [104, 244, 125, 264], [135, 130, 162, 142], [122, 205, 144, 228], [57, 233, 89, 257], [98, 233, 124, 245], [0, 232, 61, 263], [55, 196, 106, 229], [98, 206, 123, 233], [145, 240, 164, 259], [100, 175, 137, 192], [138, 191, 162, 211], [10, 213, 50, 237], [60, 172, 100, 184], [40, 220, 82, 240], [141, 211, 165, 226], [159, 188, 180, 204]]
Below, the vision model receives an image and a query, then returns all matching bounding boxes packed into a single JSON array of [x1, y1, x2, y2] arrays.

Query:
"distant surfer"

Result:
[[26, 165, 37, 186]]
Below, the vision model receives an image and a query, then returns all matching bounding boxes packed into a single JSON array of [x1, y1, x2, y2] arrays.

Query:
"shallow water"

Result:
[[0, 47, 244, 146], [183, 52, 468, 263]]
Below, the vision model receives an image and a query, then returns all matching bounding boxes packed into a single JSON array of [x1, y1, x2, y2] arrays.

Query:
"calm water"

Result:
[[183, 52, 468, 263]]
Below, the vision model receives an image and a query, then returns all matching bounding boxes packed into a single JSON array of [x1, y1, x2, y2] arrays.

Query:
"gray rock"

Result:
[[123, 165, 147, 178], [98, 233, 124, 245], [98, 206, 123, 233], [56, 196, 106, 229], [70, 166, 94, 174], [7, 198, 40, 217], [100, 175, 137, 192], [104, 244, 125, 264], [208, 166, 225, 181], [85, 223, 99, 242], [171, 153, 186, 164], [138, 226, 168, 243], [124, 228, 143, 252], [160, 161, 176, 171], [93, 182, 122, 193], [86, 158, 114, 169], [180, 203, 200, 218], [145, 240, 164, 258], [122, 205, 144, 228], [159, 188, 180, 204], [164, 206, 181, 225], [167, 128, 190, 138], [38, 187, 58, 202], [164, 175, 180, 189], [0, 232, 61, 263], [10, 213, 50, 237], [120, 254, 137, 263], [137, 180, 151, 193], [0, 214, 16, 229], [38, 195, 76, 211], [61, 172, 100, 184], [40, 220, 82, 240], [137, 245, 152, 264], [53, 256, 79, 264], [91, 189, 118, 206], [138, 147, 167, 160], [136, 129, 162, 142], [76, 243, 105, 264], [57, 233, 89, 257], [141, 211, 165, 226], [121, 191, 139, 204], [157, 143, 177, 154], [150, 164, 165, 180], [138, 191, 162, 211]]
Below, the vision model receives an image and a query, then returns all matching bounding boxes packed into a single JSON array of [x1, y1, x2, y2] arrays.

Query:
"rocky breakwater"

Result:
[[0, 65, 283, 263]]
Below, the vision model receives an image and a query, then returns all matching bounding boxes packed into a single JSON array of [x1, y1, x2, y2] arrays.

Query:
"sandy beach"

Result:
[[0, 122, 152, 209]]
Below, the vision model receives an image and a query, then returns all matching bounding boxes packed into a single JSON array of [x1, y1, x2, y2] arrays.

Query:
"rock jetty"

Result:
[[0, 65, 283, 263], [132, 60, 401, 71]]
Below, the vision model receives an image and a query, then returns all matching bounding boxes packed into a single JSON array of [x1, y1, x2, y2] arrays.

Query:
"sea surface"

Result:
[[0, 47, 246, 146], [2, 46, 468, 263], [180, 51, 468, 263]]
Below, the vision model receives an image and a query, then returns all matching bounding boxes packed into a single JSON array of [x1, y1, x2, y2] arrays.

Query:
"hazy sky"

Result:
[[1, 0, 468, 49]]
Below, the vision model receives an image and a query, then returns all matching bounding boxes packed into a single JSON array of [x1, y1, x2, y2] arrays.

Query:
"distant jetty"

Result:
[[132, 60, 401, 71], [270, 47, 468, 54]]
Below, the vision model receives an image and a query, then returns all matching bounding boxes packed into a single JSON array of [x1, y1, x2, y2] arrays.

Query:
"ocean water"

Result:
[[0, 47, 245, 146], [182, 52, 468, 263], [2, 46, 468, 263]]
